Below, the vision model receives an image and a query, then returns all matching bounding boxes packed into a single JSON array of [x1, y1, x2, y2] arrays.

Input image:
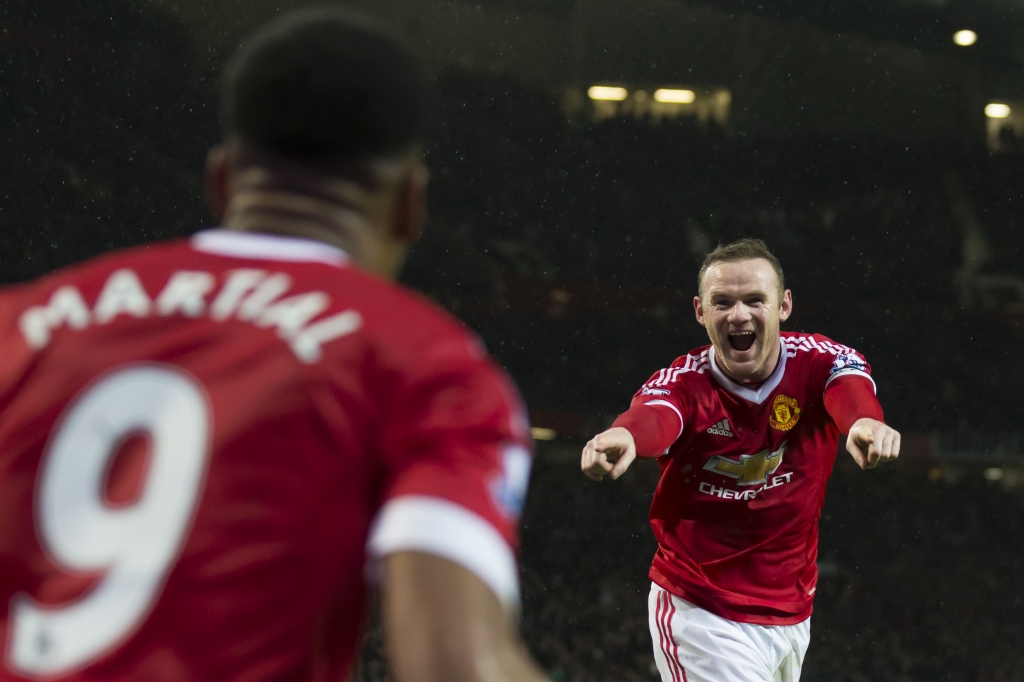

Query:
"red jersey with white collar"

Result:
[[629, 333, 874, 625], [0, 229, 531, 681]]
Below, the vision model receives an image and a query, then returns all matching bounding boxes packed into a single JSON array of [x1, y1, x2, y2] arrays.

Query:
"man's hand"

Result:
[[581, 427, 637, 481], [846, 418, 900, 470]]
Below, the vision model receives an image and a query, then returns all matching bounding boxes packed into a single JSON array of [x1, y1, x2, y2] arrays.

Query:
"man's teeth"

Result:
[[728, 331, 756, 351]]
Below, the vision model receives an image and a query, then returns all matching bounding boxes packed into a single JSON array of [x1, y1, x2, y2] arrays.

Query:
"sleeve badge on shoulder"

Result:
[[769, 394, 801, 431], [830, 353, 867, 375], [489, 444, 532, 520]]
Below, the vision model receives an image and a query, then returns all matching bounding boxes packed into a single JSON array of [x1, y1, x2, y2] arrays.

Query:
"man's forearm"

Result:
[[383, 552, 549, 682], [823, 375, 884, 434], [611, 405, 678, 457]]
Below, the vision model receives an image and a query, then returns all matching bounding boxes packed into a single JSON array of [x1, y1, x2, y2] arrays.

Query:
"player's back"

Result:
[[0, 229, 527, 681]]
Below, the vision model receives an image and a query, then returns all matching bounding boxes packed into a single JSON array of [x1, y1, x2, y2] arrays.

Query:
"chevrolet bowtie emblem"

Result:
[[703, 443, 787, 486]]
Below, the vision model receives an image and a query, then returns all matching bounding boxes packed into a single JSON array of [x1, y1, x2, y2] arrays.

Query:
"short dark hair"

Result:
[[221, 7, 432, 166], [698, 238, 785, 299]]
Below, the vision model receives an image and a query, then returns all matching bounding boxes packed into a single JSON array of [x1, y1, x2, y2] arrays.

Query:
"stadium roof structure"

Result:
[[680, 0, 1024, 67], [479, 0, 1024, 66], [153, 0, 1024, 75], [30, 0, 1021, 145]]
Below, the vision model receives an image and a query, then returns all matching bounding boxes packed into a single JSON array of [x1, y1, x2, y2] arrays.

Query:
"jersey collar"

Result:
[[190, 228, 349, 268], [707, 340, 787, 405]]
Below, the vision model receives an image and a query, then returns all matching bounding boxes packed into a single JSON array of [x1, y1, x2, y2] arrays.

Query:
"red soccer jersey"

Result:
[[0, 229, 531, 681], [628, 333, 875, 625]]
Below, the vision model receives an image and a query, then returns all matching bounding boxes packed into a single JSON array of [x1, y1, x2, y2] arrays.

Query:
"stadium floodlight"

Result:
[[588, 86, 628, 101], [984, 467, 1004, 481], [530, 427, 557, 441], [654, 88, 696, 104], [953, 30, 977, 46], [985, 103, 1011, 119]]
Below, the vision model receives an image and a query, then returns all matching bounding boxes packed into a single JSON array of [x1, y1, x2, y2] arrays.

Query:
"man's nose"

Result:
[[728, 303, 753, 323]]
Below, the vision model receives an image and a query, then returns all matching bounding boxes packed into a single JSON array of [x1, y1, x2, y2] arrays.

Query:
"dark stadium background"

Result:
[[3, 0, 1023, 679]]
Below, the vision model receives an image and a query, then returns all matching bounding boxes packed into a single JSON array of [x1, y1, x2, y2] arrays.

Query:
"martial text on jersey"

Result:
[[18, 268, 363, 364]]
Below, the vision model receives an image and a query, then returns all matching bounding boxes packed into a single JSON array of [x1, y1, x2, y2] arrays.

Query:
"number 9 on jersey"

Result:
[[8, 365, 211, 676]]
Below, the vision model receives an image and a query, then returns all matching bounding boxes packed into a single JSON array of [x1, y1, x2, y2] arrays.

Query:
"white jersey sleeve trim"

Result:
[[366, 495, 520, 608], [824, 368, 876, 394], [643, 400, 684, 439]]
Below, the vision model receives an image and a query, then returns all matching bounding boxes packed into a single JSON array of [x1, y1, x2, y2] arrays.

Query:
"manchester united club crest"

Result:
[[769, 394, 801, 431]]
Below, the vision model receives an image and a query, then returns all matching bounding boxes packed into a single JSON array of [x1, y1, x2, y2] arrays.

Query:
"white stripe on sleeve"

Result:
[[824, 368, 876, 394], [366, 495, 520, 607], [643, 399, 684, 439]]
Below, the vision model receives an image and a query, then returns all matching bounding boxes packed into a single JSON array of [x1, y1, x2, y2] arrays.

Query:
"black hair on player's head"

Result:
[[221, 7, 432, 166]]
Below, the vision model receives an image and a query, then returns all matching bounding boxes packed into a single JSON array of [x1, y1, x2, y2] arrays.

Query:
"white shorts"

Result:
[[648, 583, 811, 682]]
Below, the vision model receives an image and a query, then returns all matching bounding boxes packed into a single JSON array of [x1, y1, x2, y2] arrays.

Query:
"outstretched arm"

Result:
[[581, 402, 681, 481], [824, 375, 900, 470], [382, 552, 549, 682]]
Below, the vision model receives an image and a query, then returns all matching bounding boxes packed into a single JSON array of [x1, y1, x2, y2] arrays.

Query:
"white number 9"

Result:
[[8, 365, 211, 676]]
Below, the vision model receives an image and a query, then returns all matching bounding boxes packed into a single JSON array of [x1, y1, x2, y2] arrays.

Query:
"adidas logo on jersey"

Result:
[[707, 419, 734, 438]]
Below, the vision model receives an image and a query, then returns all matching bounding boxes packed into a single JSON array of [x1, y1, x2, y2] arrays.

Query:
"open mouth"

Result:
[[728, 331, 756, 352]]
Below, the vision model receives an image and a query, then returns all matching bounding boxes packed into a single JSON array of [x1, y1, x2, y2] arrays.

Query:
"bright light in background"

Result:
[[986, 103, 1011, 119], [953, 30, 977, 46], [588, 86, 628, 101], [654, 88, 696, 104], [530, 427, 557, 441], [984, 467, 1004, 481]]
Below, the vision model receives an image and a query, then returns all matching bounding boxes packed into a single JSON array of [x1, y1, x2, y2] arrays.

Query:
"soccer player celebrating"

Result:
[[581, 239, 900, 682], [0, 9, 547, 682]]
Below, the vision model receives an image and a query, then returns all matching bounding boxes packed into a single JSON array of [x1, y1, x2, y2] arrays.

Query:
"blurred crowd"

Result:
[[5, 4, 1024, 680], [411, 71, 1024, 435], [5, 2, 1022, 433], [354, 454, 1024, 682]]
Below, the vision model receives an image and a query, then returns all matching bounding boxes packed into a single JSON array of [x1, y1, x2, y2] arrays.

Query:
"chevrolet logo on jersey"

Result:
[[703, 443, 787, 486]]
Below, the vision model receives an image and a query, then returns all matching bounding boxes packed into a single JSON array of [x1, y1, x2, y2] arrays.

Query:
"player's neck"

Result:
[[716, 338, 782, 387], [224, 207, 410, 280], [221, 185, 405, 279], [219, 161, 415, 279], [224, 208, 369, 261]]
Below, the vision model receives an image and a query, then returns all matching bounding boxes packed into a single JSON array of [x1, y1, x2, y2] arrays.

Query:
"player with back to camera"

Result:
[[581, 239, 900, 682], [0, 9, 548, 682]]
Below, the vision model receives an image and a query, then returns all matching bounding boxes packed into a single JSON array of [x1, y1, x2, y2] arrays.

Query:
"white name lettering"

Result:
[[209, 269, 265, 321], [238, 273, 292, 321], [93, 269, 151, 324], [155, 271, 216, 317], [19, 268, 362, 364], [290, 310, 362, 363], [20, 287, 92, 349]]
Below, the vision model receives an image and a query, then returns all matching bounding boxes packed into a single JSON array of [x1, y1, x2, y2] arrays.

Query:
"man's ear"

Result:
[[393, 163, 429, 244], [205, 145, 230, 222], [779, 289, 793, 322], [693, 295, 706, 326]]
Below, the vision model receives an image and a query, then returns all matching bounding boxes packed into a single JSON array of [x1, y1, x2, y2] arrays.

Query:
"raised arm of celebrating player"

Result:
[[823, 374, 901, 470], [582, 370, 900, 481]]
